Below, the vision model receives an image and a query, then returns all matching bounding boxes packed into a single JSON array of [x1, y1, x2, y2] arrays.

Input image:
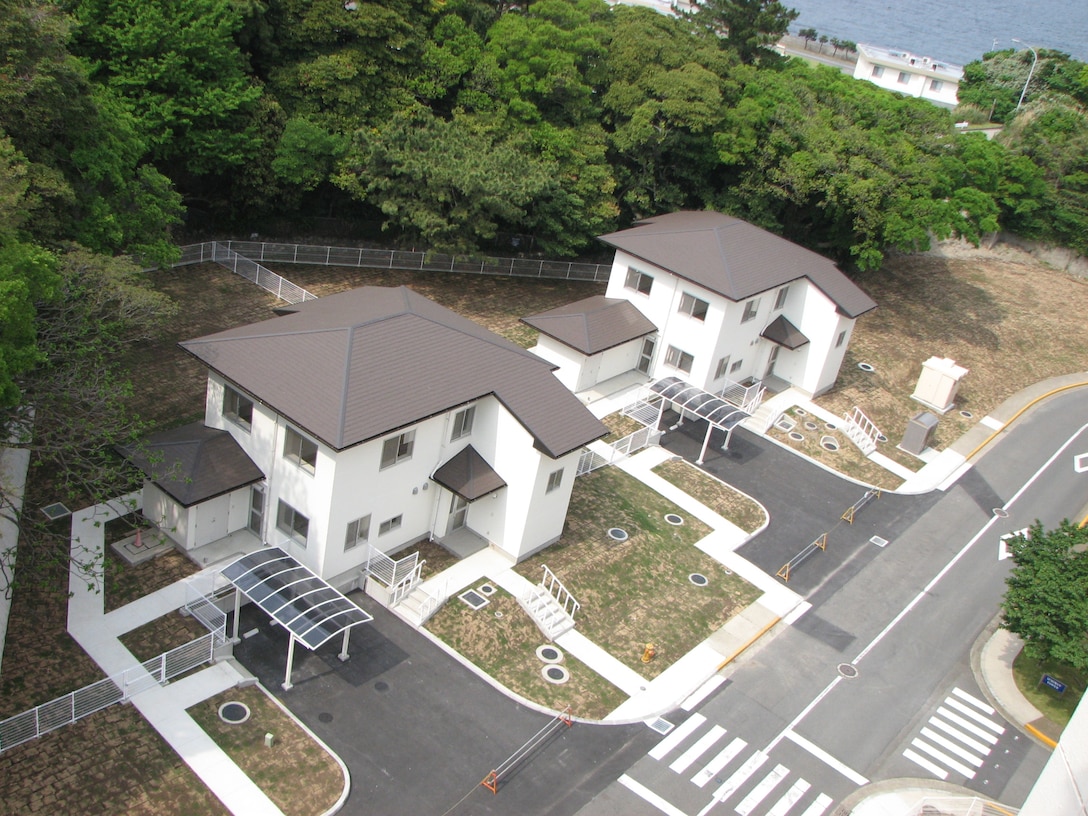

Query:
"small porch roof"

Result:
[[432, 445, 506, 501], [221, 547, 372, 650], [760, 315, 809, 350]]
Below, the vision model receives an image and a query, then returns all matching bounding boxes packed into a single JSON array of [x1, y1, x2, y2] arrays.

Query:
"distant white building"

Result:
[[853, 43, 963, 107]]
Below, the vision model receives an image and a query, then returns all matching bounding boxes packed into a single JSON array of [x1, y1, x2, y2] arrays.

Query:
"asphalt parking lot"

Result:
[[233, 594, 656, 815]]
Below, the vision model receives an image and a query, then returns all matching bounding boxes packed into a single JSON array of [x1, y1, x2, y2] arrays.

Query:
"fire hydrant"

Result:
[[641, 643, 656, 663]]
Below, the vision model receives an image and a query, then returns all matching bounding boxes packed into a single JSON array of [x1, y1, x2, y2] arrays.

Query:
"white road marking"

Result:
[[928, 716, 992, 754], [783, 730, 869, 785], [911, 738, 976, 778], [618, 774, 689, 816], [705, 752, 767, 810], [670, 726, 726, 774], [798, 793, 834, 816], [936, 707, 1000, 744], [650, 713, 706, 760], [945, 698, 1005, 734], [735, 764, 788, 815], [903, 748, 949, 779], [920, 728, 985, 767], [767, 778, 811, 816], [952, 687, 995, 715], [683, 676, 726, 711], [691, 737, 747, 788]]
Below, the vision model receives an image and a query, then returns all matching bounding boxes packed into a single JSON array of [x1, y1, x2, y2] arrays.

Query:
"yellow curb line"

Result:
[[966, 381, 1088, 461], [716, 616, 781, 672], [1024, 722, 1058, 748]]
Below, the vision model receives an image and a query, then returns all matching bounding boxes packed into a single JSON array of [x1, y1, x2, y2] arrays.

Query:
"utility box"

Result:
[[901, 411, 938, 456], [911, 356, 968, 414]]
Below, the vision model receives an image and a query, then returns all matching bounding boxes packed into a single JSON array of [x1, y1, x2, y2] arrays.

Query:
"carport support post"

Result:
[[338, 629, 350, 663], [283, 635, 296, 691], [697, 423, 713, 465], [231, 587, 242, 644]]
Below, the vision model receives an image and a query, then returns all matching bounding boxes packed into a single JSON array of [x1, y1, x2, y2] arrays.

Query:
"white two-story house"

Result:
[[524, 211, 876, 402], [852, 43, 963, 108], [122, 286, 607, 589]]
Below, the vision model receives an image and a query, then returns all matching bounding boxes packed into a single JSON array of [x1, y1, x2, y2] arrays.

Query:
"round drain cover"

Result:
[[858, 362, 875, 372], [664, 513, 684, 526], [837, 663, 859, 679], [607, 527, 629, 542], [374, 681, 389, 692], [536, 645, 564, 664], [218, 702, 251, 724], [318, 712, 334, 723], [993, 508, 1009, 518], [960, 410, 973, 419], [820, 436, 840, 451], [788, 432, 805, 442], [689, 573, 709, 586], [541, 665, 570, 684], [804, 421, 818, 431]]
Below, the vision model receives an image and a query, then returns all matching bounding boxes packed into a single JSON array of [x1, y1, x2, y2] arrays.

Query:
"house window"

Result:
[[929, 79, 943, 92], [730, 359, 743, 373], [380, 429, 415, 469], [773, 286, 789, 311], [283, 426, 318, 473], [223, 385, 253, 430], [451, 406, 475, 441], [664, 345, 694, 374], [624, 267, 653, 296], [871, 65, 885, 78], [714, 356, 731, 380], [546, 468, 563, 494], [836, 330, 847, 348], [741, 298, 760, 323], [345, 514, 370, 551], [378, 514, 402, 536], [897, 71, 911, 85], [678, 292, 709, 321], [276, 500, 309, 546]]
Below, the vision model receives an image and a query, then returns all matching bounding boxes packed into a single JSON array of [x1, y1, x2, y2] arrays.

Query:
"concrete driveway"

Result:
[[232, 594, 655, 816]]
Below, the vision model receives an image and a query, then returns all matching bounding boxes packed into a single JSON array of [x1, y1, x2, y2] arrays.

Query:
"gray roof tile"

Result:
[[521, 295, 657, 355]]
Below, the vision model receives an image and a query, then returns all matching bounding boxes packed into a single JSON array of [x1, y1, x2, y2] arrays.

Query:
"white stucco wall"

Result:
[[853, 51, 961, 106]]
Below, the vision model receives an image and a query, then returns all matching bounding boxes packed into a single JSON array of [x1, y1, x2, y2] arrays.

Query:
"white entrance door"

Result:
[[637, 337, 656, 374], [449, 495, 468, 531], [764, 345, 780, 379], [248, 484, 265, 536]]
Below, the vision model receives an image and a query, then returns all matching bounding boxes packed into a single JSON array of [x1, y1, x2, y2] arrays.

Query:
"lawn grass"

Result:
[[187, 686, 346, 816], [425, 588, 629, 720], [516, 467, 761, 678], [1012, 650, 1087, 729], [119, 612, 211, 663], [651, 457, 767, 533]]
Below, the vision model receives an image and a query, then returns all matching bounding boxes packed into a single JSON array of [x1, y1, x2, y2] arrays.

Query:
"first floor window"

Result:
[[930, 79, 943, 92], [378, 514, 403, 536], [546, 468, 564, 493], [276, 500, 309, 546], [730, 359, 743, 373], [714, 355, 731, 380], [381, 429, 415, 469], [897, 71, 911, 85], [284, 426, 318, 473], [345, 514, 371, 551], [871, 65, 885, 78], [836, 330, 847, 348], [624, 267, 653, 296], [665, 345, 694, 374], [741, 298, 760, 323], [223, 385, 253, 430], [451, 405, 475, 440]]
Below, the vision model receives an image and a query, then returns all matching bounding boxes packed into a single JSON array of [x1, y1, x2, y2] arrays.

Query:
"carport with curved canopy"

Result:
[[221, 547, 373, 690], [650, 377, 750, 464]]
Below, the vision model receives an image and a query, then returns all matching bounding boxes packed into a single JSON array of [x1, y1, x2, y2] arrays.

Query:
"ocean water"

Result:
[[785, 0, 1088, 65]]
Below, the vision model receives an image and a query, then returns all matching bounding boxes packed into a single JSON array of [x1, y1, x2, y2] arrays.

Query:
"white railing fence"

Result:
[[365, 545, 420, 589], [540, 565, 580, 623], [0, 633, 218, 753], [717, 377, 766, 415], [176, 241, 611, 284], [184, 582, 229, 641], [842, 406, 883, 456], [390, 560, 425, 607]]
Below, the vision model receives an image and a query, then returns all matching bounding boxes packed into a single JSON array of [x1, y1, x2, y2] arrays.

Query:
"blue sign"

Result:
[[1042, 674, 1067, 693]]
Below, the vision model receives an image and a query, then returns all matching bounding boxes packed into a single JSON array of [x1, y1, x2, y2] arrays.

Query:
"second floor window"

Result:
[[679, 292, 709, 321], [283, 426, 318, 473], [625, 267, 653, 296], [546, 468, 563, 493], [741, 298, 760, 323], [451, 406, 475, 441], [381, 429, 415, 469], [223, 385, 253, 430], [773, 286, 789, 311]]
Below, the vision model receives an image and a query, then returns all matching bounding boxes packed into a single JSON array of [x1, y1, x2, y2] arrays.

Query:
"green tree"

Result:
[[1002, 520, 1088, 671], [686, 0, 798, 64], [797, 27, 816, 49]]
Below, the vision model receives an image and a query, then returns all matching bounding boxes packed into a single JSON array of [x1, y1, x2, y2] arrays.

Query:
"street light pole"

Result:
[[1012, 38, 1038, 111]]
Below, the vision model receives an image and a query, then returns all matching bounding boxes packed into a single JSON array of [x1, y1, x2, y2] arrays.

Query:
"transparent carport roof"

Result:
[[650, 376, 750, 463], [221, 547, 373, 689]]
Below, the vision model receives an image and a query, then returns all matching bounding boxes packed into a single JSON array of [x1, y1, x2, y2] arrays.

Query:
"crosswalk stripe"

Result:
[[766, 778, 810, 816], [798, 792, 834, 816], [670, 725, 726, 773], [691, 737, 747, 788], [953, 687, 995, 715], [920, 728, 985, 767], [618, 774, 688, 816], [945, 698, 1004, 734], [736, 763, 788, 815], [936, 707, 1000, 745], [650, 713, 706, 760], [928, 716, 992, 755], [911, 738, 976, 778], [711, 751, 767, 803], [903, 748, 949, 780], [683, 675, 726, 711]]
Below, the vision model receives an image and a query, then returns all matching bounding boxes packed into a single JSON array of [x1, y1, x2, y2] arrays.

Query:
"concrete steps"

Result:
[[518, 586, 575, 641]]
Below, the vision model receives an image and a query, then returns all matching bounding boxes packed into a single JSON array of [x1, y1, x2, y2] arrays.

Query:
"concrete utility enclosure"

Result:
[[901, 411, 939, 455], [911, 356, 968, 413]]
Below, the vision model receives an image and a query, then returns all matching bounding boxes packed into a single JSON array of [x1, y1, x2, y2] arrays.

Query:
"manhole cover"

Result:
[[40, 502, 72, 521], [458, 589, 490, 610], [536, 645, 564, 663], [788, 432, 805, 442], [858, 362, 875, 372], [960, 410, 974, 419], [664, 513, 684, 526], [825, 422, 837, 431], [494, 611, 503, 618], [374, 681, 389, 692], [689, 573, 709, 586], [794, 407, 808, 416], [804, 421, 818, 431], [820, 436, 840, 451], [218, 702, 251, 724], [876, 433, 888, 443], [542, 665, 570, 684], [607, 527, 629, 542], [318, 712, 334, 724], [869, 535, 889, 548], [478, 583, 496, 595], [647, 717, 674, 735], [837, 663, 859, 678]]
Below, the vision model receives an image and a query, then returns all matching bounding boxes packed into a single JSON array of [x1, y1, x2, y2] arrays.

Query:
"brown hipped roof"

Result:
[[760, 315, 810, 350], [432, 445, 506, 501], [598, 211, 877, 319], [521, 295, 657, 355], [180, 286, 607, 459], [119, 422, 264, 507]]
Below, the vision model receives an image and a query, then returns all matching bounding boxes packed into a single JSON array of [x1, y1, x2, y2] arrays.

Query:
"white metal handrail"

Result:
[[389, 561, 425, 607], [365, 545, 420, 588], [540, 565, 579, 622], [843, 406, 882, 454]]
